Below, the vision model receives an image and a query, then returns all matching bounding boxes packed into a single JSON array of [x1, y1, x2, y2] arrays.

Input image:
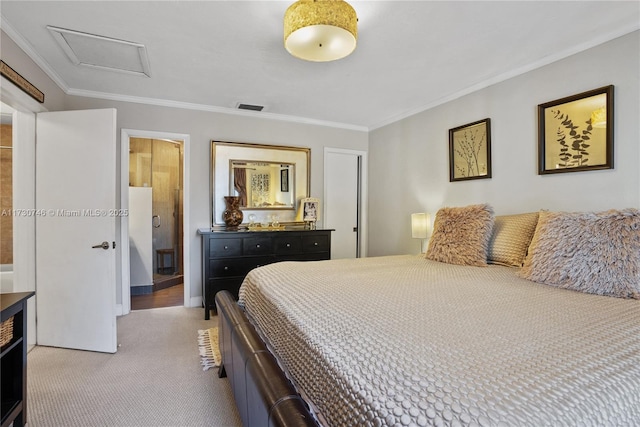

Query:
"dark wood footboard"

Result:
[[215, 290, 319, 427]]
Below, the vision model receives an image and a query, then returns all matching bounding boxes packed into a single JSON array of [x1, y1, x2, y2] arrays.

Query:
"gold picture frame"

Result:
[[538, 85, 614, 174]]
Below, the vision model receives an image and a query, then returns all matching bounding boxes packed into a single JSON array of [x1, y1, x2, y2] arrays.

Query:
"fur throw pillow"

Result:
[[519, 209, 640, 299], [426, 204, 495, 266]]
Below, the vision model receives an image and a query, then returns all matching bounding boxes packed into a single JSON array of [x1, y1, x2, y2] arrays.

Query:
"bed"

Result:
[[216, 205, 640, 426]]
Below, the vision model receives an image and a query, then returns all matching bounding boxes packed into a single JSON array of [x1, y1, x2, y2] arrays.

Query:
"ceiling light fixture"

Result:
[[284, 0, 357, 62]]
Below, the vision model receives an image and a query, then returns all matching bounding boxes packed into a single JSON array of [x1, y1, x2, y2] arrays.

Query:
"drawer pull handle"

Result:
[[256, 244, 261, 248], [286, 243, 291, 247], [314, 242, 318, 246], [224, 245, 228, 250], [224, 266, 229, 271]]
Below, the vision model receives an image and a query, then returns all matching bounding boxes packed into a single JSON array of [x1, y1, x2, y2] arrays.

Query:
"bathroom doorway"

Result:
[[128, 136, 185, 310]]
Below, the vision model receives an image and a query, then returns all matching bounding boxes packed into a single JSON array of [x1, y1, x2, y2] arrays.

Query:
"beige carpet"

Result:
[[27, 306, 242, 427]]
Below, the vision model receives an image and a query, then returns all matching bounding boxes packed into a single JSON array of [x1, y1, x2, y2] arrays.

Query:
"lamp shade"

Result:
[[284, 0, 357, 62], [411, 213, 429, 239]]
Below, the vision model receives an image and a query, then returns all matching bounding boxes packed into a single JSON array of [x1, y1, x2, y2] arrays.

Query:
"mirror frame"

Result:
[[211, 140, 310, 226]]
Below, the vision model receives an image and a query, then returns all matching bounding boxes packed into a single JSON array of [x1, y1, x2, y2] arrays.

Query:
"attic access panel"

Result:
[[47, 25, 151, 77]]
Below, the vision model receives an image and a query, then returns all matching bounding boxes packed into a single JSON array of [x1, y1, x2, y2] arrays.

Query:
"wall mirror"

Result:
[[230, 160, 295, 209], [211, 141, 310, 226]]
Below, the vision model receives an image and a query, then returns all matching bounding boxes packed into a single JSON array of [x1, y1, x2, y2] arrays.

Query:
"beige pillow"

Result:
[[519, 209, 640, 299], [488, 212, 539, 267], [426, 204, 494, 266]]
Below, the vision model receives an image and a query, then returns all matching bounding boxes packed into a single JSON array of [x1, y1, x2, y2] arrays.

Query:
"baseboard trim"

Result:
[[130, 285, 153, 296]]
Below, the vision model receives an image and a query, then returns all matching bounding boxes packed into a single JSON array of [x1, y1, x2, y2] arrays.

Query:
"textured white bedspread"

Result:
[[239, 255, 640, 426]]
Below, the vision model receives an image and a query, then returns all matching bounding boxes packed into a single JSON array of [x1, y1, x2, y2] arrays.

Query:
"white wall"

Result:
[[368, 31, 640, 257], [1, 31, 67, 112], [4, 26, 638, 306], [62, 96, 368, 306], [2, 28, 368, 309]]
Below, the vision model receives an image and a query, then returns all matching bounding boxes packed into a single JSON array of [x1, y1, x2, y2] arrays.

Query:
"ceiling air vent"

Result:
[[236, 103, 264, 112]]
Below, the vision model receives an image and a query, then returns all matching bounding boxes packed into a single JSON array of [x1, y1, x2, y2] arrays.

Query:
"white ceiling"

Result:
[[1, 1, 638, 131]]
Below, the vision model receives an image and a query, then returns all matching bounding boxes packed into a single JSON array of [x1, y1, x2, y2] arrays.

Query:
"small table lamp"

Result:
[[411, 213, 430, 253]]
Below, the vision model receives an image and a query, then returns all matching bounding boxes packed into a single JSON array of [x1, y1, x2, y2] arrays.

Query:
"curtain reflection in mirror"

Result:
[[233, 164, 247, 206]]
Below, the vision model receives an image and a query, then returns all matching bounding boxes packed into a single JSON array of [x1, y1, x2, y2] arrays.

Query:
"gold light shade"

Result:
[[284, 0, 357, 62]]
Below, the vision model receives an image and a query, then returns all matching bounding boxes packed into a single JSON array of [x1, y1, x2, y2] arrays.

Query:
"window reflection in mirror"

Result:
[[230, 160, 295, 209]]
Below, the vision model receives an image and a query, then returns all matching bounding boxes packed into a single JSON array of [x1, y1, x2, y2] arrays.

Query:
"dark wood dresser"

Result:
[[198, 228, 332, 319]]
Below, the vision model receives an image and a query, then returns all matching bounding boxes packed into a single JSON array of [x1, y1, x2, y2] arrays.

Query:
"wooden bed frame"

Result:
[[215, 291, 319, 427]]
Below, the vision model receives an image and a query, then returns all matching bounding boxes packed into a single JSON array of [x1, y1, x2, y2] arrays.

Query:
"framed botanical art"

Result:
[[538, 85, 613, 175], [449, 118, 492, 182]]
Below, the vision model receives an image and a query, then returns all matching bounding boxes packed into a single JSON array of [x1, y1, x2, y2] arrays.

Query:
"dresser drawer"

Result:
[[302, 234, 330, 253], [209, 237, 242, 257], [243, 237, 273, 255], [208, 278, 244, 300], [274, 235, 303, 255], [210, 256, 274, 277], [279, 252, 330, 262]]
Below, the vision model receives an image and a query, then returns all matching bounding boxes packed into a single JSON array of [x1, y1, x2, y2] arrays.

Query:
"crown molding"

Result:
[[2, 15, 367, 132], [5, 12, 636, 134], [1, 16, 70, 93], [67, 88, 369, 132], [369, 23, 640, 131]]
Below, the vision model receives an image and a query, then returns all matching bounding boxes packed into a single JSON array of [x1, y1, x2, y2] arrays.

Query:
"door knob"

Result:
[[92, 241, 110, 250]]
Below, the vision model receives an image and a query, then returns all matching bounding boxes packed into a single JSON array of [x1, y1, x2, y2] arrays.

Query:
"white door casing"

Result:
[[36, 108, 117, 353], [324, 148, 368, 259], [2, 75, 46, 348]]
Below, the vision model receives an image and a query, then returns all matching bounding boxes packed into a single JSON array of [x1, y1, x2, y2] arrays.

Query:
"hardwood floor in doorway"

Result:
[[131, 283, 184, 310]]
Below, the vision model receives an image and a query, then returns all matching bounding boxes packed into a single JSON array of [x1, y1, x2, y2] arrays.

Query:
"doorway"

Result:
[[128, 137, 184, 309], [120, 129, 191, 314]]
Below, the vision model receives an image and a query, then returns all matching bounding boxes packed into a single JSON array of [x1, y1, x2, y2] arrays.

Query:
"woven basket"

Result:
[[0, 316, 14, 347]]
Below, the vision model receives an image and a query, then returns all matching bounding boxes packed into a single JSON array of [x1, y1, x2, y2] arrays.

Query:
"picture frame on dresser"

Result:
[[538, 85, 614, 175], [211, 141, 310, 227]]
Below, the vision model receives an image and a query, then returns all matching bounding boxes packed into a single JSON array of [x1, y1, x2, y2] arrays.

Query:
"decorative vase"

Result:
[[222, 196, 243, 228]]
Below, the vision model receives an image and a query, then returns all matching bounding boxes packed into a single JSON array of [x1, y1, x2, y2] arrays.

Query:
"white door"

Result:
[[324, 149, 360, 259], [36, 108, 117, 353]]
